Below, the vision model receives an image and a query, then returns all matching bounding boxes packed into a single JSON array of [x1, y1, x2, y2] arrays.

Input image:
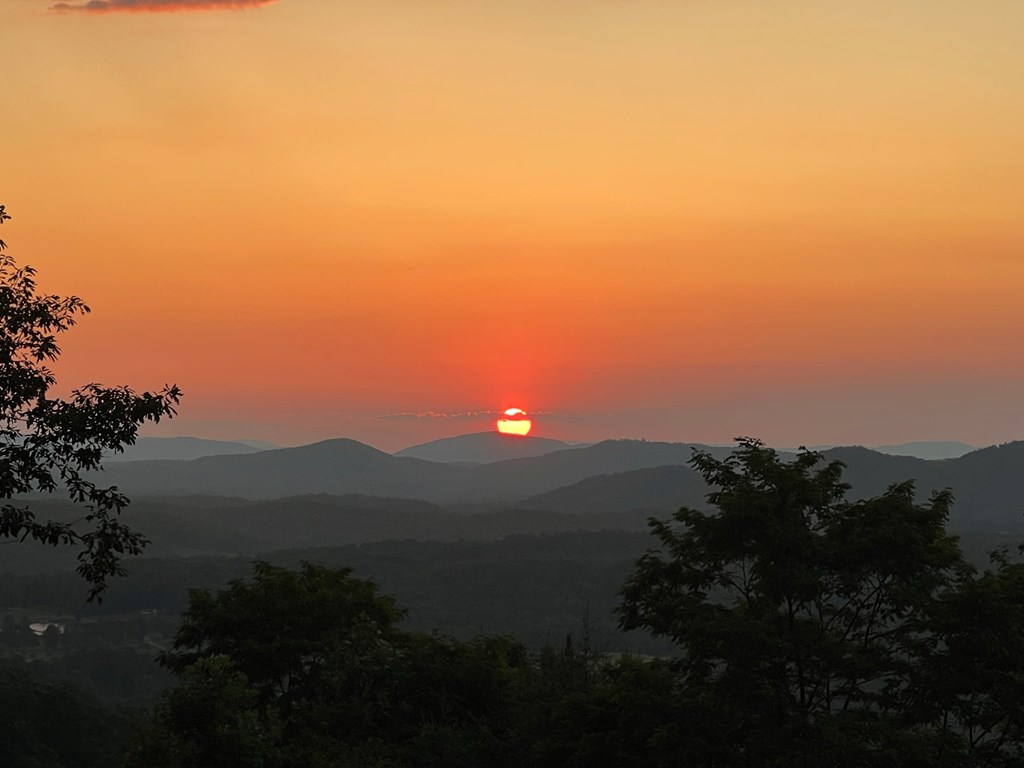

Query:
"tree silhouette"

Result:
[[619, 437, 973, 765], [140, 561, 535, 768], [0, 204, 181, 599]]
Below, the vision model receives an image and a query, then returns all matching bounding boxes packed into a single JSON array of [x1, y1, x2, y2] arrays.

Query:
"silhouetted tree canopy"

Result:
[[0, 204, 181, 599], [619, 437, 1024, 766], [0, 658, 132, 768], [135, 561, 540, 768]]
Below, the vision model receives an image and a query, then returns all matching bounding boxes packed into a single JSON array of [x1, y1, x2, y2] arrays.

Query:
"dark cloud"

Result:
[[51, 0, 276, 13]]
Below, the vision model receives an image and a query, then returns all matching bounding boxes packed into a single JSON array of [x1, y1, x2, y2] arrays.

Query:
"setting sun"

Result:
[[496, 408, 532, 436]]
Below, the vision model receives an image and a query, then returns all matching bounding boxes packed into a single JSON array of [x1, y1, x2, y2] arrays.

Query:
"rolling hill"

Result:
[[872, 441, 977, 460], [97, 438, 468, 499], [520, 443, 1024, 531], [394, 431, 573, 463], [105, 436, 265, 462], [98, 438, 727, 502], [92, 436, 1024, 531]]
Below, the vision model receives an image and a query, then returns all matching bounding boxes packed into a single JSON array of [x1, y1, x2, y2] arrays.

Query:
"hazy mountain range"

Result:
[[816, 441, 977, 460], [394, 431, 574, 463], [105, 437, 272, 462], [125, 434, 974, 464], [89, 435, 1024, 532], [97, 438, 738, 502]]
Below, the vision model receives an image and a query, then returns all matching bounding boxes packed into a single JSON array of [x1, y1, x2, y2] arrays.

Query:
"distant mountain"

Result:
[[99, 438, 468, 499], [454, 440, 733, 501], [518, 442, 1024, 532], [97, 438, 732, 502], [94, 437, 1024, 531], [872, 441, 977, 460], [798, 441, 978, 460], [395, 431, 574, 464], [924, 442, 1024, 530], [816, 446, 934, 498], [104, 436, 264, 462], [234, 439, 281, 451], [515, 449, 929, 518], [520, 465, 706, 515], [89, 438, 801, 503]]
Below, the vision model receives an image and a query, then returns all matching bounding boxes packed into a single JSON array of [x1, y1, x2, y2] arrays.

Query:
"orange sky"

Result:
[[5, 0, 1024, 450]]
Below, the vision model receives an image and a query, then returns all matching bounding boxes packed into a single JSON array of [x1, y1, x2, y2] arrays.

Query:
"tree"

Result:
[[908, 549, 1024, 766], [153, 562, 406, 766], [0, 657, 133, 768], [158, 561, 406, 708], [618, 438, 972, 766], [127, 657, 277, 768], [144, 562, 538, 768], [535, 655, 709, 768], [0, 204, 181, 599]]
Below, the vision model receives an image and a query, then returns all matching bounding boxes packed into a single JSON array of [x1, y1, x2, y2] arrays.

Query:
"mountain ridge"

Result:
[[105, 436, 265, 462], [394, 431, 573, 464]]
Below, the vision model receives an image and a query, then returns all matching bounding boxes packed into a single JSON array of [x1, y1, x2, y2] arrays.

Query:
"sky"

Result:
[[4, 0, 1024, 451]]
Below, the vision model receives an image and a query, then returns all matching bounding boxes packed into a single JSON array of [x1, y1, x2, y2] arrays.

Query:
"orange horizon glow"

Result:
[[6, 1, 1024, 451]]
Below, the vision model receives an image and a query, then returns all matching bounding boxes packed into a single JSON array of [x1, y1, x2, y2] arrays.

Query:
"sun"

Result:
[[496, 407, 532, 436]]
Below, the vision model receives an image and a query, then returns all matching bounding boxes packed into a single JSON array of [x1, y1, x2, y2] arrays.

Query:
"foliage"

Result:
[[0, 657, 133, 768], [908, 549, 1024, 766], [139, 562, 552, 767], [158, 561, 405, 707], [0, 204, 181, 599], [128, 656, 276, 768], [534, 655, 707, 768], [617, 437, 1004, 765]]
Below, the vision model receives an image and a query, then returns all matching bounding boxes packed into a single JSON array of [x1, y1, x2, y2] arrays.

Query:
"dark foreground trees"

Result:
[[130, 562, 540, 768], [129, 441, 1024, 767], [0, 657, 133, 768], [0, 205, 181, 599], [619, 438, 1024, 767]]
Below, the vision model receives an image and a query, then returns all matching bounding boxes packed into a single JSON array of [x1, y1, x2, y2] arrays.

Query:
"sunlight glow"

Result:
[[497, 408, 532, 436]]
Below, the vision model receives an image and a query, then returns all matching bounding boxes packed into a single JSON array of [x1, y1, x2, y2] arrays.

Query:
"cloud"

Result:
[[51, 0, 276, 13], [368, 409, 553, 422], [369, 411, 501, 422]]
